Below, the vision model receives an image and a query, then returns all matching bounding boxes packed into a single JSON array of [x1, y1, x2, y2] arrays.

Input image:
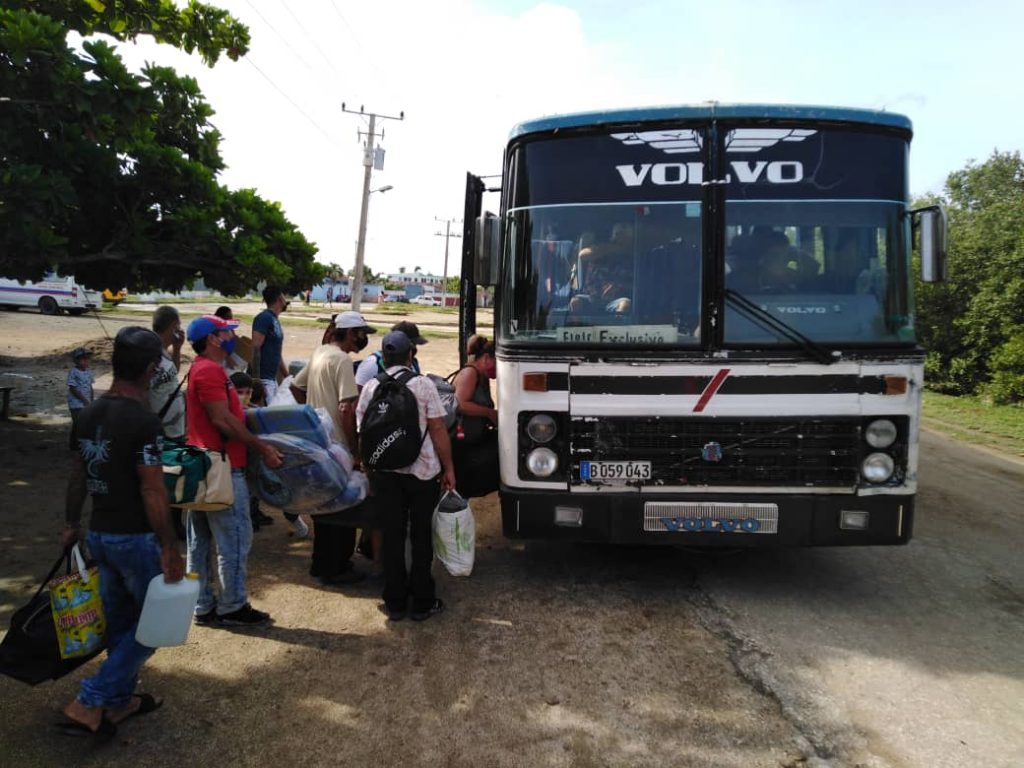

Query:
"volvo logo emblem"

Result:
[[701, 442, 724, 463]]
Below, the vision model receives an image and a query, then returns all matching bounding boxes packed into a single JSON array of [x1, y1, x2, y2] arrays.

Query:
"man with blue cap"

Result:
[[184, 315, 282, 627]]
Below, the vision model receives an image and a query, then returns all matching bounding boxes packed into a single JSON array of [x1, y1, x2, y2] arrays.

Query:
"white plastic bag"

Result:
[[270, 375, 297, 406], [431, 490, 475, 577]]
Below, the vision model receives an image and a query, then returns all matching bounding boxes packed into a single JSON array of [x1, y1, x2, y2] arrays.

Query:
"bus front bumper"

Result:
[[499, 487, 914, 546]]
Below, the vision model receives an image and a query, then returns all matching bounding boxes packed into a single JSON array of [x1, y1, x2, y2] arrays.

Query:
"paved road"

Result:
[[681, 430, 1024, 766]]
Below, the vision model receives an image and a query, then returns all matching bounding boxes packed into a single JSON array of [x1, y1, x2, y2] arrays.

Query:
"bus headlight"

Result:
[[861, 453, 895, 483], [526, 414, 557, 444], [526, 447, 558, 477], [865, 419, 898, 449]]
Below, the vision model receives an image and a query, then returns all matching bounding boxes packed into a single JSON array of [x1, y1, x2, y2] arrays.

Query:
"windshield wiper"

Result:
[[724, 289, 837, 365]]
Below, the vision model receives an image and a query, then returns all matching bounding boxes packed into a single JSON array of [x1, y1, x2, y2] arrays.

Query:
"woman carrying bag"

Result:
[[451, 335, 499, 498]]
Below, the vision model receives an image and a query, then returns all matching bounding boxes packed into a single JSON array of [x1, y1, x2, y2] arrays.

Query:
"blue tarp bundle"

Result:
[[256, 433, 367, 515]]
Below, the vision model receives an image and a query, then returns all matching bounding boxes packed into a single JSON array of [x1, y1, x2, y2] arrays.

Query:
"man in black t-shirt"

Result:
[[58, 327, 184, 742]]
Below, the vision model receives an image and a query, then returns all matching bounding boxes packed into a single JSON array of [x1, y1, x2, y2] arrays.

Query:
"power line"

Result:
[[239, 1, 347, 131], [325, 0, 398, 100], [245, 58, 340, 149], [241, 0, 313, 71], [325, 0, 367, 56], [276, 0, 346, 82]]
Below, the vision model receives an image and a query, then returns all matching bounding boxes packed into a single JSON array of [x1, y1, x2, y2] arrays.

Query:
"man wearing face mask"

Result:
[[185, 315, 283, 626], [290, 311, 376, 585]]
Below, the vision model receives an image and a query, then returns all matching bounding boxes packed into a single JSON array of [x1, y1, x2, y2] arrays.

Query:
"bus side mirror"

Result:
[[475, 212, 500, 286], [917, 206, 947, 283]]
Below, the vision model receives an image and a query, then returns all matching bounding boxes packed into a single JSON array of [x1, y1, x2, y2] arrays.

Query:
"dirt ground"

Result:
[[0, 309, 806, 768]]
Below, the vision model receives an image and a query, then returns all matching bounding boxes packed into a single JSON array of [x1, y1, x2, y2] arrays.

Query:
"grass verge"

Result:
[[922, 391, 1024, 458]]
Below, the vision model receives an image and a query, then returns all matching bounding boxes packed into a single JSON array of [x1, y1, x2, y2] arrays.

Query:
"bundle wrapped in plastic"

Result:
[[310, 470, 369, 516], [246, 404, 329, 448], [312, 407, 340, 445], [257, 433, 353, 513], [310, 408, 355, 476]]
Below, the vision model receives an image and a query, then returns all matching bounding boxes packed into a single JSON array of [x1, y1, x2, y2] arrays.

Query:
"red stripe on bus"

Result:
[[693, 368, 730, 412]]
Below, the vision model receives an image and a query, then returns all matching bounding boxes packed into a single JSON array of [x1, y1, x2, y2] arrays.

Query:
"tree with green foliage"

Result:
[[0, 1, 323, 293], [916, 151, 1024, 403], [349, 263, 382, 285]]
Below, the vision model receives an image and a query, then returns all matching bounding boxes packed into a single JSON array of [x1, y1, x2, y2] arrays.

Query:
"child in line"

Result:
[[67, 347, 94, 451], [230, 372, 276, 532]]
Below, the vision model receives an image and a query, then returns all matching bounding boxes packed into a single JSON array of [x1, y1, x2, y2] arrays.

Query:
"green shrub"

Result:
[[987, 335, 1024, 405]]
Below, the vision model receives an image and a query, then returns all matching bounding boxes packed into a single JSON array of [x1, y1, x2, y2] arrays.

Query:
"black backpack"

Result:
[[359, 369, 425, 470]]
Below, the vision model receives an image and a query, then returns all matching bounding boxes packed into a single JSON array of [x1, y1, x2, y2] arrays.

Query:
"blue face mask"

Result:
[[219, 335, 237, 356]]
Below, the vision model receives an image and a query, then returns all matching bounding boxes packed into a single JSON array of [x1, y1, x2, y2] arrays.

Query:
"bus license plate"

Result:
[[580, 461, 651, 482]]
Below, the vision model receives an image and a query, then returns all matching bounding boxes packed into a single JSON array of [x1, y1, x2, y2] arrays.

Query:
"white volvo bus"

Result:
[[458, 104, 947, 547]]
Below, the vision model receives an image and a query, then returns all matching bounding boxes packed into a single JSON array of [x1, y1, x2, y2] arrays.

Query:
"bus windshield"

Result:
[[500, 124, 912, 348], [724, 200, 912, 344], [502, 202, 703, 346]]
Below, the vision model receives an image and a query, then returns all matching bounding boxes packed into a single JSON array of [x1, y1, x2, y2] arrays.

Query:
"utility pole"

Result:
[[342, 103, 403, 311], [434, 216, 461, 308]]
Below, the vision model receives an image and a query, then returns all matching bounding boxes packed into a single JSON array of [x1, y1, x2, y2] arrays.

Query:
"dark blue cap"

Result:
[[381, 331, 412, 358]]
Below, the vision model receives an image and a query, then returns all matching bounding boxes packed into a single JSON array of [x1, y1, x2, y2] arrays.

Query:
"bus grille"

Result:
[[570, 417, 861, 487]]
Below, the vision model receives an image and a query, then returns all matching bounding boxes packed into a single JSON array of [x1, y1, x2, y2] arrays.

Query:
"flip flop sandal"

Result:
[[54, 715, 117, 744], [114, 693, 163, 724]]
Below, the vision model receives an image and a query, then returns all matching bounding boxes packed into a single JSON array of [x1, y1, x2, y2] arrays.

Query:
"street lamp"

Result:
[[371, 185, 393, 194]]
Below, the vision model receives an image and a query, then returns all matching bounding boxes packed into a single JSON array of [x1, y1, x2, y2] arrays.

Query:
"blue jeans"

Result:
[[186, 471, 253, 615], [77, 531, 162, 709]]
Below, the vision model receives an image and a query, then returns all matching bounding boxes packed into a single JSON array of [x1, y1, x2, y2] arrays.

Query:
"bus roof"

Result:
[[509, 103, 913, 140]]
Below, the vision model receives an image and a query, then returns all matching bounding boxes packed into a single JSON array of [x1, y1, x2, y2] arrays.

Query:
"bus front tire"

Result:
[[38, 296, 60, 315]]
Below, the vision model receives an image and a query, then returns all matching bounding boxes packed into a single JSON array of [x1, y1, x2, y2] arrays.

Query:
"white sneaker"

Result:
[[292, 516, 309, 539]]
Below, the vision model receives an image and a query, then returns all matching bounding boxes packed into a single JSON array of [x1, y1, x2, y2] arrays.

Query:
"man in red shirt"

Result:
[[185, 315, 282, 626]]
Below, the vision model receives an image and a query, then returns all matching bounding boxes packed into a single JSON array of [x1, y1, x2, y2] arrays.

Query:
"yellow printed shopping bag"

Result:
[[49, 544, 106, 659]]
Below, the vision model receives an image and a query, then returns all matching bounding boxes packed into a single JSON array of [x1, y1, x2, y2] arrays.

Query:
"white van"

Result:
[[0, 274, 103, 315]]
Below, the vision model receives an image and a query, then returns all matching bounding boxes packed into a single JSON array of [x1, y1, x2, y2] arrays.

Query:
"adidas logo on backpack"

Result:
[[359, 370, 425, 470], [368, 428, 407, 466]]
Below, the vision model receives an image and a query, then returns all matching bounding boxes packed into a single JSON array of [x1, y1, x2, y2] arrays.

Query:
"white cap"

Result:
[[333, 311, 376, 332]]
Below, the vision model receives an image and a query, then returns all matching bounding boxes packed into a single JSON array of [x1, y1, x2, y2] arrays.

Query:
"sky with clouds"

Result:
[[110, 0, 1023, 279]]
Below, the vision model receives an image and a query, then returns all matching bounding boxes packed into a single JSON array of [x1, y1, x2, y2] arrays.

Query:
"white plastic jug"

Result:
[[135, 573, 200, 648]]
